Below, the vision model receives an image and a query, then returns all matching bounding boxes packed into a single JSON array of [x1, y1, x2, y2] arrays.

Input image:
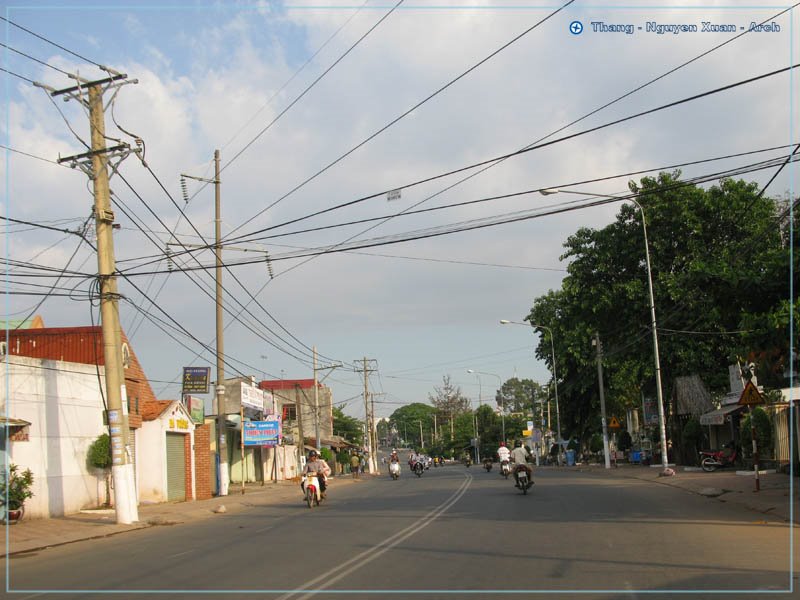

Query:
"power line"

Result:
[[0, 42, 73, 76], [0, 66, 36, 85], [0, 16, 107, 71], [223, 64, 798, 250], [224, 0, 577, 241], [221, 0, 405, 179]]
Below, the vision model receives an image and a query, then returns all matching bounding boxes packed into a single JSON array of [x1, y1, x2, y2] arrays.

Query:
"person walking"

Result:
[[350, 452, 361, 479]]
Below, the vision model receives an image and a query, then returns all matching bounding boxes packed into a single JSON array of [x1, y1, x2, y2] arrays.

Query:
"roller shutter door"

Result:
[[166, 433, 186, 502]]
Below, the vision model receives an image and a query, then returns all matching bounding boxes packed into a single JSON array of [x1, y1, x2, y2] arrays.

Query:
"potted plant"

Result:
[[0, 464, 34, 523]]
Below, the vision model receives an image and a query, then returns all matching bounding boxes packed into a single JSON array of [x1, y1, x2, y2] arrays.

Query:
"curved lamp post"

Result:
[[468, 369, 505, 442], [540, 188, 671, 474], [500, 320, 562, 462]]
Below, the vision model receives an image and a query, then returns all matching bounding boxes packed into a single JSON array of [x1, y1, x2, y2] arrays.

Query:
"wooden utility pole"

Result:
[[54, 74, 138, 524], [313, 347, 320, 450]]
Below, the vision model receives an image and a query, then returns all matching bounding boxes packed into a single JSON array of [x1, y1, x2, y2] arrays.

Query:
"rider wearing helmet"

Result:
[[303, 449, 332, 497], [510, 441, 533, 489], [389, 449, 400, 463], [497, 440, 511, 463]]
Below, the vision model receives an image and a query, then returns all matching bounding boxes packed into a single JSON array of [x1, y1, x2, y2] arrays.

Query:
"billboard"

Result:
[[243, 419, 281, 447], [241, 383, 266, 411], [182, 367, 210, 394]]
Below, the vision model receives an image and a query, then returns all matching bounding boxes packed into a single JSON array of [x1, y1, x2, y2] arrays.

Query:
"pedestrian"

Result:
[[349, 452, 360, 479], [360, 454, 366, 474]]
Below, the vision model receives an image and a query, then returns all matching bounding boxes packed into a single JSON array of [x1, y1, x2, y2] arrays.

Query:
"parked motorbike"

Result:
[[413, 461, 424, 477], [700, 443, 738, 472], [389, 461, 401, 480], [302, 473, 324, 508], [514, 464, 532, 495], [500, 459, 511, 479], [483, 458, 493, 472]]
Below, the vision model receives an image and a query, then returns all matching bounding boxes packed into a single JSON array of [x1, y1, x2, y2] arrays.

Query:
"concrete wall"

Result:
[[1, 356, 108, 518], [138, 404, 196, 503]]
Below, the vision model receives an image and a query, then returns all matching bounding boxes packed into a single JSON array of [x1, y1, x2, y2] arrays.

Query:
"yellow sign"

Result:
[[608, 416, 621, 429], [738, 381, 764, 406], [522, 430, 532, 437]]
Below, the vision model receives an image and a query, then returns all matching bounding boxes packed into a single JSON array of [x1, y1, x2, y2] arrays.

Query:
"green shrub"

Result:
[[589, 433, 604, 453], [87, 433, 112, 470], [0, 464, 34, 509], [319, 448, 333, 463], [617, 430, 632, 452]]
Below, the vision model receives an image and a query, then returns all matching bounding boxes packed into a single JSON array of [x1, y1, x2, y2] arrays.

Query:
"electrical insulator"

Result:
[[180, 177, 189, 204], [266, 253, 274, 279]]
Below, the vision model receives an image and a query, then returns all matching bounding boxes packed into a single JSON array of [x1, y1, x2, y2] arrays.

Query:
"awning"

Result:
[[699, 404, 743, 426], [0, 417, 31, 427]]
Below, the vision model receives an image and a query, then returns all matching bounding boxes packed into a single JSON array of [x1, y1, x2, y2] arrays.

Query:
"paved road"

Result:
[[5, 465, 794, 599]]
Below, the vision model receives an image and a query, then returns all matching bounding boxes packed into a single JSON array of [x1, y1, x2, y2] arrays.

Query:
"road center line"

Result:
[[277, 472, 473, 600]]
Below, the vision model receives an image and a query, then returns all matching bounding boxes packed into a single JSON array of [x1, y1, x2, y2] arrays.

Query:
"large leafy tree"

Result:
[[527, 172, 796, 446], [496, 377, 546, 414], [388, 403, 436, 449], [428, 375, 471, 438], [332, 406, 363, 445]]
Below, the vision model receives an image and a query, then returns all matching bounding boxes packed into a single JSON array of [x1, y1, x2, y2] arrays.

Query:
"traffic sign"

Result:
[[608, 416, 622, 429], [738, 380, 764, 406]]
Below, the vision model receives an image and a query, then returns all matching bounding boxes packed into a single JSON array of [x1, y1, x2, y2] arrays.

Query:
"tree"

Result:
[[527, 172, 796, 450], [332, 407, 363, 446], [428, 375, 471, 441], [87, 433, 112, 507], [388, 403, 436, 450], [496, 377, 545, 415]]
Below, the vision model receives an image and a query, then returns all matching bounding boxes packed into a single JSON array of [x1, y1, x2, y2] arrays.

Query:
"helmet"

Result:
[[499, 442, 506, 447], [308, 450, 318, 458], [515, 440, 522, 448]]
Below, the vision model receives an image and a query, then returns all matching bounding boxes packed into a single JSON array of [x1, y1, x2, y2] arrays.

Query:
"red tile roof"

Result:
[[141, 400, 173, 421], [6, 325, 155, 421]]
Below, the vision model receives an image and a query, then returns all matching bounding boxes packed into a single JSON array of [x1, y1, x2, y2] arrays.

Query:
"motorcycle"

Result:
[[389, 461, 401, 480], [700, 444, 738, 472], [483, 458, 493, 472], [413, 461, 424, 477], [464, 457, 472, 468], [500, 459, 511, 479], [302, 473, 324, 508], [514, 464, 532, 495]]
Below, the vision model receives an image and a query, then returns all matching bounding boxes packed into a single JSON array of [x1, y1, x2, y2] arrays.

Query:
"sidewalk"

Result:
[[3, 466, 795, 557], [563, 462, 795, 522], [3, 472, 372, 557]]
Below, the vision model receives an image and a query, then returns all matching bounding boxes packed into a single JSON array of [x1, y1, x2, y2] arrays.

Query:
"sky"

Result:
[[3, 0, 797, 422]]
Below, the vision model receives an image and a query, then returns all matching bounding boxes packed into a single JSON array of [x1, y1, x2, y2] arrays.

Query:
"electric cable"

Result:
[[0, 42, 73, 77], [224, 0, 577, 241], [0, 16, 108, 72], [223, 64, 799, 252], [0, 66, 36, 85]]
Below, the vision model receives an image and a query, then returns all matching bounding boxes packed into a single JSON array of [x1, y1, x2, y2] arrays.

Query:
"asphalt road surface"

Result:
[[5, 465, 795, 600]]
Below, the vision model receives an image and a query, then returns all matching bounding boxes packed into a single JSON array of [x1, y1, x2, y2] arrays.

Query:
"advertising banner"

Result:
[[642, 397, 659, 425], [182, 367, 210, 394], [241, 383, 266, 411], [184, 395, 204, 424], [243, 419, 281, 447]]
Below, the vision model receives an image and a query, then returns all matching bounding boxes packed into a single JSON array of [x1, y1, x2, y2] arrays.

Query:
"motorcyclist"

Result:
[[497, 441, 511, 464], [510, 441, 533, 489], [390, 449, 400, 463], [302, 450, 331, 497]]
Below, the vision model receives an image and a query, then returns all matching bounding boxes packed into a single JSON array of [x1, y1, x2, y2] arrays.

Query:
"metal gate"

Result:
[[166, 433, 186, 502]]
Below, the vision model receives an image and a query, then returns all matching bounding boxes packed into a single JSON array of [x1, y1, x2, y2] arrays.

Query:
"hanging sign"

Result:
[[243, 419, 281, 447], [182, 367, 210, 394]]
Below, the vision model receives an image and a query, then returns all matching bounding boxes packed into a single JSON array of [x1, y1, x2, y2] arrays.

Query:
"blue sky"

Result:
[[3, 1, 797, 420]]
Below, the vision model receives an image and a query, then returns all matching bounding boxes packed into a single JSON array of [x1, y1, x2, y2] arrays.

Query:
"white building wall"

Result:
[[138, 419, 167, 503], [1, 356, 108, 518]]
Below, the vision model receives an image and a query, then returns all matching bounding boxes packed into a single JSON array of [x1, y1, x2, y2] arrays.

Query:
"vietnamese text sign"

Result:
[[182, 367, 210, 394], [243, 419, 281, 447], [241, 383, 266, 411]]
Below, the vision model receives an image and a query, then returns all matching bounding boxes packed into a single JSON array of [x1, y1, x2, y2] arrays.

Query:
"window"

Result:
[[282, 404, 297, 421]]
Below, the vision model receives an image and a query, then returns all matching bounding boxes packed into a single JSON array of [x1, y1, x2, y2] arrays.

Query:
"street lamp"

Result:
[[468, 369, 505, 442], [500, 320, 563, 464], [539, 188, 671, 474]]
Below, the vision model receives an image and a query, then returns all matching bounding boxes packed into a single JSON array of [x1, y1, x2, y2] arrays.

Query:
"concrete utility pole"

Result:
[[213, 150, 229, 497], [356, 358, 378, 473], [313, 347, 320, 450], [53, 74, 138, 524], [295, 383, 306, 470], [594, 333, 612, 469]]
